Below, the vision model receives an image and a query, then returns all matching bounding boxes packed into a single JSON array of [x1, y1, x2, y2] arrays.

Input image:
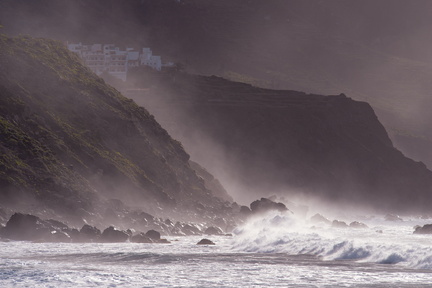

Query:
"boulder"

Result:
[[174, 222, 202, 236], [164, 219, 174, 226], [332, 220, 349, 228], [68, 228, 81, 240], [310, 213, 331, 225], [3, 213, 48, 241], [3, 213, 41, 240], [349, 221, 368, 229], [385, 214, 403, 222], [101, 226, 129, 243], [139, 212, 155, 222], [131, 232, 153, 243], [197, 238, 215, 245], [250, 198, 288, 214], [79, 224, 101, 242], [2, 213, 72, 242], [145, 229, 161, 240], [414, 224, 432, 234], [239, 206, 252, 216], [204, 226, 223, 235]]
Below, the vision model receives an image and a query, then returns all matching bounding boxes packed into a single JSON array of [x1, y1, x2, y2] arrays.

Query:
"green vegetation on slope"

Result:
[[0, 35, 225, 220]]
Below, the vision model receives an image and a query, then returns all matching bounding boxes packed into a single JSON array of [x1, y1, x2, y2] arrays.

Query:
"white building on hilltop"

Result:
[[140, 48, 162, 71], [67, 42, 164, 81]]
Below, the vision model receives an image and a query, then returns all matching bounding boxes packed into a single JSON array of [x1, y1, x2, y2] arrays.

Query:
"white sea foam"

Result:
[[231, 211, 432, 269], [1, 214, 432, 287]]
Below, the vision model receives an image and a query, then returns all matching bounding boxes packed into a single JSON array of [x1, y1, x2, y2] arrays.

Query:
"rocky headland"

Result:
[[124, 71, 432, 213]]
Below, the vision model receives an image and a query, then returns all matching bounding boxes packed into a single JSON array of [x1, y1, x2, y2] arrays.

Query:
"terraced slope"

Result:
[[127, 73, 432, 213]]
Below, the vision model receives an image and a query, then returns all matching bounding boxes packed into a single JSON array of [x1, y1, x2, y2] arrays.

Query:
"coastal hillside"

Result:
[[125, 71, 432, 213], [0, 35, 230, 224], [2, 0, 431, 169]]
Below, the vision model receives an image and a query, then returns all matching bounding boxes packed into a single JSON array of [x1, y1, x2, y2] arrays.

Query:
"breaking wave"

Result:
[[230, 211, 432, 269]]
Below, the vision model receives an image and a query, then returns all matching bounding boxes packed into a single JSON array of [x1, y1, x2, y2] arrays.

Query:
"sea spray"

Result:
[[230, 211, 432, 269]]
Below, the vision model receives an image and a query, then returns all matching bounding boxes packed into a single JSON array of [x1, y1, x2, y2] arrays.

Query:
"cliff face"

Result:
[[126, 73, 432, 212], [0, 35, 227, 221], [3, 0, 432, 171]]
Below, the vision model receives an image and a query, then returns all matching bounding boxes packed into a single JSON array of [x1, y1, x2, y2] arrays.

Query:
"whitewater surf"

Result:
[[1, 211, 432, 287]]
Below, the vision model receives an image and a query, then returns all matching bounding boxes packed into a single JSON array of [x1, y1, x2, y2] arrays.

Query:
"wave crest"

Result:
[[230, 211, 432, 269]]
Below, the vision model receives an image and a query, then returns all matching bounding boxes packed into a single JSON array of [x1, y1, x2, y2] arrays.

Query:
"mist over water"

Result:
[[3, 1, 432, 287]]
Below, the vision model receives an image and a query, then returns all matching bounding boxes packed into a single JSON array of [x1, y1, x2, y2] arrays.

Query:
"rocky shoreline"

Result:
[[0, 198, 290, 243], [0, 213, 236, 243], [2, 198, 431, 244], [0, 212, 232, 244]]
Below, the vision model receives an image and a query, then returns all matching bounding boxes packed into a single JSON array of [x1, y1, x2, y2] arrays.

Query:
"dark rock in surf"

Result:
[[145, 229, 161, 240], [197, 238, 215, 245], [101, 226, 129, 242], [204, 226, 223, 235], [349, 221, 368, 229], [414, 224, 432, 234], [79, 224, 102, 242], [68, 228, 81, 240], [131, 232, 153, 243], [2, 213, 72, 242], [250, 198, 288, 214], [3, 213, 42, 240], [332, 220, 349, 228]]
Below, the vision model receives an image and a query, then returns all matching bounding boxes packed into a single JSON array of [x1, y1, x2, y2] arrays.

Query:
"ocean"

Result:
[[1, 212, 432, 287]]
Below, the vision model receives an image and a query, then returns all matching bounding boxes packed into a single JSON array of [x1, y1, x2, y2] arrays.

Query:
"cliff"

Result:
[[3, 0, 431, 170], [0, 35, 229, 223], [126, 72, 432, 213]]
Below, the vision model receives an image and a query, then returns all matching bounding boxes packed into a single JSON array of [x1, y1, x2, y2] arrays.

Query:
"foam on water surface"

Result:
[[1, 213, 432, 287], [231, 211, 432, 269]]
